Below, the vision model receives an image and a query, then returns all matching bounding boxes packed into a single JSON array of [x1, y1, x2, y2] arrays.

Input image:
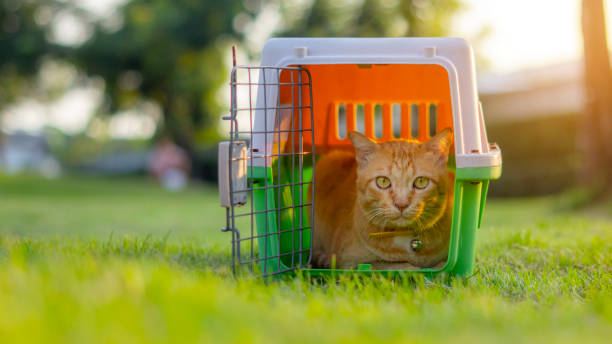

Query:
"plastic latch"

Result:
[[294, 47, 308, 58], [424, 46, 437, 58]]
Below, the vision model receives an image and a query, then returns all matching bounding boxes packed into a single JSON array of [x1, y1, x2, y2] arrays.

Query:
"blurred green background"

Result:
[[2, 0, 609, 197]]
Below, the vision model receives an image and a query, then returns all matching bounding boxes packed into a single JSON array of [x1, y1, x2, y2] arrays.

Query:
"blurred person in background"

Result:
[[149, 137, 191, 191]]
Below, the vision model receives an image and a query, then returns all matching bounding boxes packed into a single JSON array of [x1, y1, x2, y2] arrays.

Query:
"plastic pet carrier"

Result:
[[219, 38, 501, 278]]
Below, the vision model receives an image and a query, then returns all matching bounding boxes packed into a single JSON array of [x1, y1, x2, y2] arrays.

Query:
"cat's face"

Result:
[[349, 129, 453, 231]]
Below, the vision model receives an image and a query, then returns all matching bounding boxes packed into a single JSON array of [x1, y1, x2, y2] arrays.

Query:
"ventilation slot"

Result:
[[337, 103, 347, 139], [392, 103, 401, 138], [410, 104, 419, 138], [429, 103, 437, 137], [355, 104, 365, 134], [374, 104, 383, 139]]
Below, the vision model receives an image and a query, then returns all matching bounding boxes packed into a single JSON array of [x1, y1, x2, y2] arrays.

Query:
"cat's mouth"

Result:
[[380, 216, 421, 231], [381, 211, 433, 233], [366, 206, 431, 238], [364, 205, 424, 229], [390, 213, 421, 226]]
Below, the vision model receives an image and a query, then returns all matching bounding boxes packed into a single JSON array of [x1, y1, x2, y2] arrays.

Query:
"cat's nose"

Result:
[[394, 201, 409, 212]]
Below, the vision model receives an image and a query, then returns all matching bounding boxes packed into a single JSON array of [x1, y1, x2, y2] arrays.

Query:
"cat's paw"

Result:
[[311, 251, 329, 268]]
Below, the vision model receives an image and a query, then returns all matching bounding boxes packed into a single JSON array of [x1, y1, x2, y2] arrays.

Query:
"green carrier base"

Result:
[[248, 156, 501, 279]]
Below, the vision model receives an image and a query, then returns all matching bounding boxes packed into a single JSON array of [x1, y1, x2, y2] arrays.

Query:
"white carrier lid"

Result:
[[250, 37, 500, 169]]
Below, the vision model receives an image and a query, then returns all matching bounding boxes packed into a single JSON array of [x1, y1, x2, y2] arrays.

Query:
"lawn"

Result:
[[0, 174, 610, 343]]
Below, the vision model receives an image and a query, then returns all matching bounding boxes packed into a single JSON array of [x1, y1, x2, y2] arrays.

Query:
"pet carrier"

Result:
[[219, 38, 501, 278]]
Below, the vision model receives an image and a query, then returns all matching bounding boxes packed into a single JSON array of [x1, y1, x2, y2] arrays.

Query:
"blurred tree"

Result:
[[581, 0, 612, 195], [69, 0, 250, 159], [1, 0, 251, 178], [0, 0, 55, 104], [278, 0, 463, 37], [2, 0, 466, 179]]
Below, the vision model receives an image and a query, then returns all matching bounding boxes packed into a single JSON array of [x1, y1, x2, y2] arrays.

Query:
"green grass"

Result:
[[0, 174, 226, 244], [0, 174, 611, 343]]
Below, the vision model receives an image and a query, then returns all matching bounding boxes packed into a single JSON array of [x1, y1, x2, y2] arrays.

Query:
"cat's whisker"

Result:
[[365, 208, 386, 225]]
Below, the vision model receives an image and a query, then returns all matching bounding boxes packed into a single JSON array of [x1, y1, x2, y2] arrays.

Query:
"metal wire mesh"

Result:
[[223, 63, 315, 277]]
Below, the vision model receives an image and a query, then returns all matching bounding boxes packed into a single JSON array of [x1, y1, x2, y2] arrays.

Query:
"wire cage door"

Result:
[[221, 63, 315, 277]]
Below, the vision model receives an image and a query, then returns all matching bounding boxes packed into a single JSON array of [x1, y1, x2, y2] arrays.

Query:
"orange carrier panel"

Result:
[[278, 64, 453, 153]]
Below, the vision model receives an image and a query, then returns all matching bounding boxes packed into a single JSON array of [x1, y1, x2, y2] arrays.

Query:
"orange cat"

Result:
[[312, 128, 453, 270]]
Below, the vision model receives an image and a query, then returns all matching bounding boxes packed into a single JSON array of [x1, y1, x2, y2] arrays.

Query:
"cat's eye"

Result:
[[413, 176, 430, 189], [375, 176, 391, 189]]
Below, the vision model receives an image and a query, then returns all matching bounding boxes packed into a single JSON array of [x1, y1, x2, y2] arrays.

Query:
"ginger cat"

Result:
[[312, 128, 453, 270]]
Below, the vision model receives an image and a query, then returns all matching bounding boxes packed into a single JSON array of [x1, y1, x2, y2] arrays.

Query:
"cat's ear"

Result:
[[424, 127, 453, 155], [348, 131, 377, 165]]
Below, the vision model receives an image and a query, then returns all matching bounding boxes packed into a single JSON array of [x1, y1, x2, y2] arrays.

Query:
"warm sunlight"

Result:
[[455, 0, 583, 72]]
